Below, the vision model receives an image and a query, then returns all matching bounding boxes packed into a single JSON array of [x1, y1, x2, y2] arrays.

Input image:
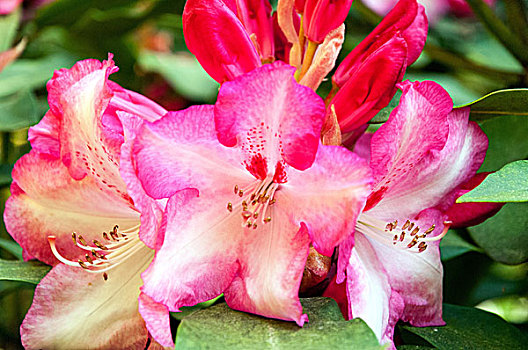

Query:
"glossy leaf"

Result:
[[455, 88, 528, 122], [0, 8, 20, 52], [137, 51, 218, 102], [468, 202, 528, 265], [0, 164, 12, 187], [401, 304, 528, 350], [0, 259, 50, 284], [478, 115, 528, 172], [0, 54, 75, 97], [0, 90, 41, 131], [457, 161, 528, 203], [0, 238, 22, 260], [440, 230, 482, 261], [175, 298, 382, 350]]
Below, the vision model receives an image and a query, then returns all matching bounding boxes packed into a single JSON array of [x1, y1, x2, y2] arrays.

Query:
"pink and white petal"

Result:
[[402, 5, 428, 65], [215, 62, 326, 171], [364, 209, 445, 327], [369, 84, 488, 216], [47, 55, 129, 198], [224, 213, 310, 325], [141, 188, 241, 312], [21, 247, 154, 350], [183, 0, 261, 83], [139, 293, 173, 348], [344, 233, 393, 343], [5, 152, 138, 265], [27, 111, 60, 158], [108, 81, 167, 123], [119, 112, 166, 250], [132, 106, 247, 200], [0, 0, 21, 14], [281, 145, 372, 256]]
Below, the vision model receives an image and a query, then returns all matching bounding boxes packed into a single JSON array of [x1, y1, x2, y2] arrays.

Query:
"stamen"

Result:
[[357, 217, 452, 254], [227, 202, 233, 212], [48, 224, 143, 279]]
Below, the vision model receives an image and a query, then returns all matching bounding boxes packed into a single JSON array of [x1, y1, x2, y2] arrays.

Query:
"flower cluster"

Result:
[[4, 0, 499, 349]]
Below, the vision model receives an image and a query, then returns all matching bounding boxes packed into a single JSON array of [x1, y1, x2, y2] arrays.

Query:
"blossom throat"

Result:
[[48, 225, 142, 280], [356, 216, 451, 253], [226, 176, 279, 230]]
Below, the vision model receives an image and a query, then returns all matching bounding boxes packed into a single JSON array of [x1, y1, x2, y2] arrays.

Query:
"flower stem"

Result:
[[299, 40, 318, 79]]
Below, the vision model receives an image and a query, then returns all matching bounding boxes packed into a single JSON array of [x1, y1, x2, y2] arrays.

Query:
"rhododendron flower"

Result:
[[126, 62, 372, 325], [183, 0, 347, 90], [4, 55, 176, 349], [325, 80, 489, 348], [328, 0, 428, 133]]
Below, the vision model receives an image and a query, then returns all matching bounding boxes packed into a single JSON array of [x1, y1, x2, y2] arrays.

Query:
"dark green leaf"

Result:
[[0, 239, 22, 260], [137, 51, 219, 102], [0, 90, 41, 131], [468, 202, 528, 264], [0, 164, 12, 187], [440, 230, 482, 261], [175, 298, 382, 350], [457, 160, 528, 203], [0, 259, 50, 284], [402, 304, 528, 350], [0, 54, 76, 97], [456, 88, 528, 122], [478, 115, 528, 172], [0, 8, 20, 52]]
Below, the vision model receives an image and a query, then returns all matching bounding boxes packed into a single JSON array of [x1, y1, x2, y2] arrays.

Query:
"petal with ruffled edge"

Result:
[[21, 246, 154, 350], [183, 0, 261, 83], [119, 112, 166, 250], [138, 293, 173, 348], [215, 62, 326, 172], [27, 111, 60, 158], [280, 145, 372, 256], [366, 81, 488, 216], [141, 188, 241, 311], [46, 55, 131, 201], [4, 152, 138, 265], [224, 213, 310, 325], [131, 105, 247, 200]]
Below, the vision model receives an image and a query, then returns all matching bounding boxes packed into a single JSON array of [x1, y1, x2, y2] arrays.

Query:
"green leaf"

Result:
[[0, 8, 20, 52], [0, 54, 76, 97], [457, 161, 528, 203], [137, 51, 219, 102], [0, 259, 50, 284], [0, 90, 41, 131], [455, 88, 528, 122], [175, 298, 382, 350], [440, 230, 482, 261], [0, 239, 23, 260], [0, 164, 12, 187], [478, 115, 528, 172], [468, 202, 528, 264], [401, 304, 528, 350]]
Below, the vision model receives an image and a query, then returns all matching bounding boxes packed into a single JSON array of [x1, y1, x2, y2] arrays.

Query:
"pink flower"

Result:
[[4, 55, 177, 349], [329, 0, 428, 133], [183, 0, 347, 89], [125, 62, 372, 325], [0, 0, 22, 14], [325, 80, 489, 348]]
